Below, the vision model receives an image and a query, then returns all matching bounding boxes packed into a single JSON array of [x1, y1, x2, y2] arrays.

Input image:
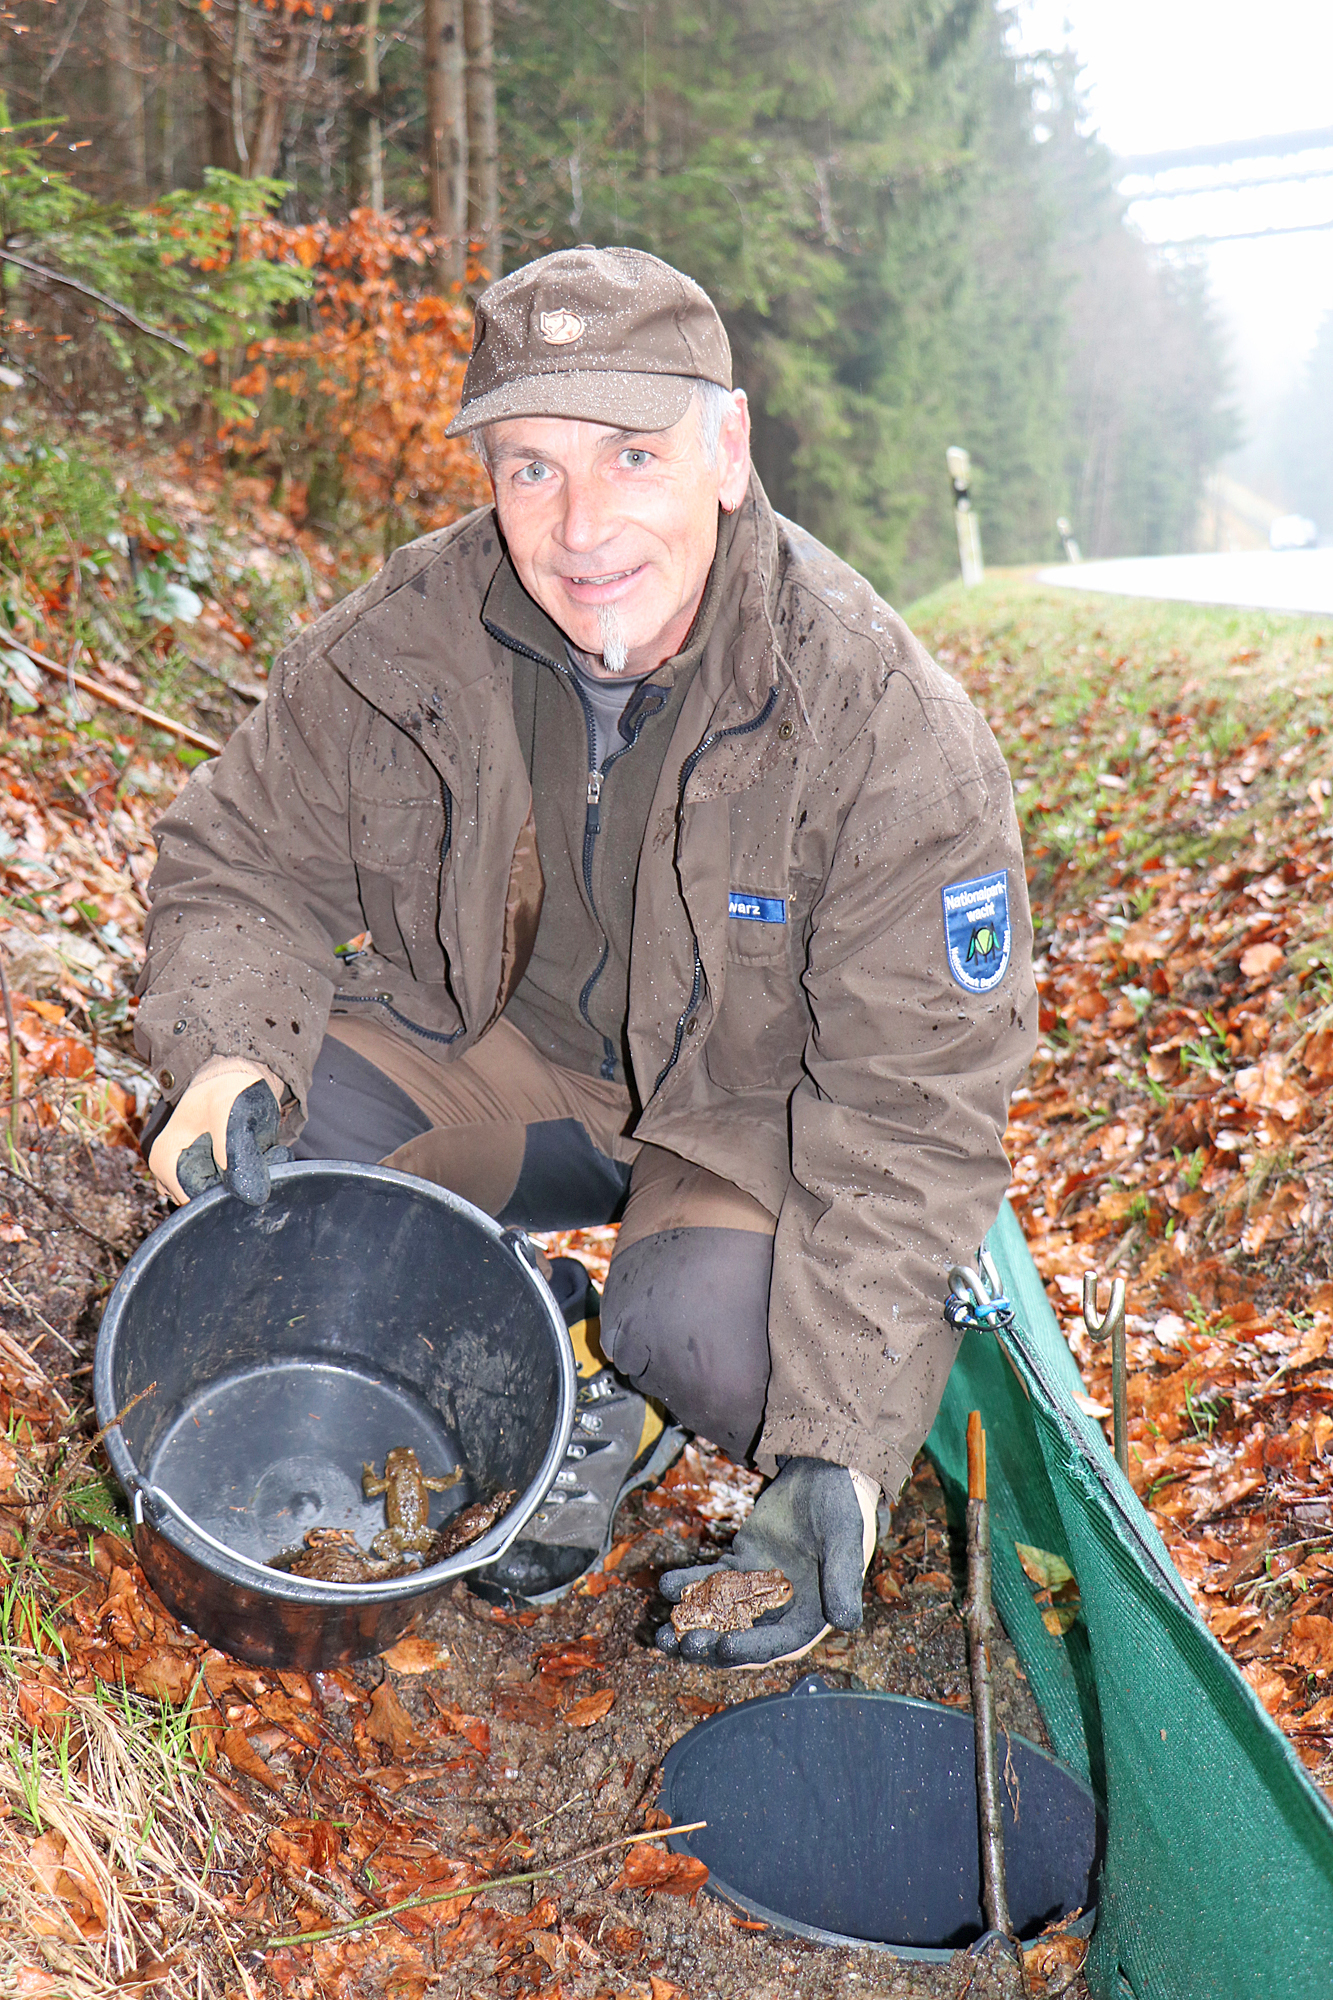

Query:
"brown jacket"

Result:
[[138, 478, 1036, 1493]]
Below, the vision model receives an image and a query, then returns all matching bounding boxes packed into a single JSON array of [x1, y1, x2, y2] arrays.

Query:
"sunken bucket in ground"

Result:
[[659, 1676, 1101, 1959], [94, 1160, 576, 1669]]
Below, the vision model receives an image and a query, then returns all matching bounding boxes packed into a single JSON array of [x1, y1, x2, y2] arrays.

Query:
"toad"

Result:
[[362, 1447, 462, 1559], [428, 1488, 517, 1561], [274, 1527, 404, 1583], [669, 1566, 793, 1637]]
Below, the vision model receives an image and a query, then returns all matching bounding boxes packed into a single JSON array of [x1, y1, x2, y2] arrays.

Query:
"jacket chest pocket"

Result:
[[352, 796, 446, 874], [350, 719, 450, 874]]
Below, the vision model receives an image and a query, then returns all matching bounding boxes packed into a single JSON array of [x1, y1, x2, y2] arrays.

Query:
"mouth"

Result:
[[556, 564, 645, 602]]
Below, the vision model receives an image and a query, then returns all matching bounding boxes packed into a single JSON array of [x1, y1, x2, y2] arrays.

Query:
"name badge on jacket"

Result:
[[729, 891, 787, 923]]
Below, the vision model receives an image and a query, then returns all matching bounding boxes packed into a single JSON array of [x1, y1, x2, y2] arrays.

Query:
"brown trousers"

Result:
[[294, 1014, 777, 1459]]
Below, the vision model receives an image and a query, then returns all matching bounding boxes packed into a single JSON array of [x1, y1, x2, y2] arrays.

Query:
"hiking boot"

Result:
[[472, 1256, 685, 1605]]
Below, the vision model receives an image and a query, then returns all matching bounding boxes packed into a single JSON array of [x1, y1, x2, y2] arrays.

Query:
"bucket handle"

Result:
[[132, 1478, 530, 1595], [500, 1225, 543, 1274]]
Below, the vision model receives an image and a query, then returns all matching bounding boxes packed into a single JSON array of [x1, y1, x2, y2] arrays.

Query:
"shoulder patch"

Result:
[[941, 870, 1011, 993]]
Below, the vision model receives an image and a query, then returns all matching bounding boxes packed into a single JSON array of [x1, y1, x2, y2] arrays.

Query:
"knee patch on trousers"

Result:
[[600, 1225, 774, 1462]]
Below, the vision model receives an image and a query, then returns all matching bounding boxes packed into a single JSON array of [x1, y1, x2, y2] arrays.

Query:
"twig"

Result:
[[0, 1324, 70, 1416], [0, 1273, 79, 1356], [0, 1156, 121, 1252], [0, 247, 196, 357], [0, 942, 19, 1155], [0, 633, 222, 753], [257, 1820, 708, 1953], [964, 1413, 1013, 1942]]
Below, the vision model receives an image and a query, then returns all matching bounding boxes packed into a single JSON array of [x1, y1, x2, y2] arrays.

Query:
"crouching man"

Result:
[[136, 245, 1036, 1665]]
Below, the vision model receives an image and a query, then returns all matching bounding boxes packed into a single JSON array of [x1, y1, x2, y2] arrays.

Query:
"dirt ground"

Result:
[[0, 1135, 1090, 2000]]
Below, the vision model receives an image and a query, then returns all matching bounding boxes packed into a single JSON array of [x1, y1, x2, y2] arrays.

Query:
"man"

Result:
[[138, 245, 1036, 1666]]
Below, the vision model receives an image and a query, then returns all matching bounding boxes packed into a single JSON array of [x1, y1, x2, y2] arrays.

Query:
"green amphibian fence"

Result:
[[926, 1201, 1333, 2000]]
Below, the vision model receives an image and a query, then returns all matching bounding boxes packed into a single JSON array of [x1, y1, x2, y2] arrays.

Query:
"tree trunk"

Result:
[[463, 0, 500, 281], [230, 0, 252, 174], [103, 0, 149, 199], [423, 0, 467, 288], [196, 3, 237, 173], [351, 0, 383, 211], [250, 12, 311, 182]]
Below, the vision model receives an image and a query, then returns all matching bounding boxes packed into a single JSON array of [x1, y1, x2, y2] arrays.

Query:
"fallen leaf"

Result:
[[1015, 1544, 1076, 1591], [564, 1688, 616, 1727], [380, 1636, 449, 1675], [617, 1843, 709, 1900], [222, 1728, 288, 1796], [1289, 1615, 1333, 1676], [131, 1647, 199, 1705], [1239, 941, 1284, 980], [428, 1695, 491, 1757], [365, 1680, 431, 1755], [1242, 1661, 1289, 1718]]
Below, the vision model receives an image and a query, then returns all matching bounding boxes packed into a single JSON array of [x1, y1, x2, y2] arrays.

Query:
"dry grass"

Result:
[[0, 1598, 247, 1999]]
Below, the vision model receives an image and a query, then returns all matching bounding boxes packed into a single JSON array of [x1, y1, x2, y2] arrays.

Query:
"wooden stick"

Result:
[[0, 633, 222, 755], [0, 943, 20, 1154], [965, 1410, 1013, 1941], [258, 1819, 709, 1951]]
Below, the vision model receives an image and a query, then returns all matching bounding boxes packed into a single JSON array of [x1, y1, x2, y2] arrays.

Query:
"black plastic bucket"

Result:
[[658, 1676, 1100, 1959], [94, 1160, 575, 1668]]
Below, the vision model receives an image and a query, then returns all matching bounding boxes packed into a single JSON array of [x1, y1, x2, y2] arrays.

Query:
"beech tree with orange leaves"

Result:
[[226, 208, 489, 549]]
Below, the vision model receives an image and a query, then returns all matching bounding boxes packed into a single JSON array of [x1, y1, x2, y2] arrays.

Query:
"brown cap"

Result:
[[445, 245, 732, 437]]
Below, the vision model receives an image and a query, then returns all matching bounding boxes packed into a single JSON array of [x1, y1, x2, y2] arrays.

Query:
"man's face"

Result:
[[486, 393, 750, 678]]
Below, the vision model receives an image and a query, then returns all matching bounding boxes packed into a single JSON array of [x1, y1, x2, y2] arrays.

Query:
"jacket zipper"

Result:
[[564, 664, 660, 1082], [651, 683, 780, 1098]]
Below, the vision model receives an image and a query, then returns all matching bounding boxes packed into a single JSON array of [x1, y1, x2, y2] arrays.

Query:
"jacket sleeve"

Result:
[[760, 665, 1037, 1498], [134, 637, 366, 1113]]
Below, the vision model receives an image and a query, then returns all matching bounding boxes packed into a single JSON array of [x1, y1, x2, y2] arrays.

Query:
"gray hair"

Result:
[[469, 377, 739, 473]]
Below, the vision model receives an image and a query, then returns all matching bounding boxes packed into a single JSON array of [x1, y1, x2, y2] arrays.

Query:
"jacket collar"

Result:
[[325, 474, 785, 745]]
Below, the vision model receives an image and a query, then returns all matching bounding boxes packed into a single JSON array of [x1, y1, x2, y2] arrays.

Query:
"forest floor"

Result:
[[0, 452, 1331, 2000]]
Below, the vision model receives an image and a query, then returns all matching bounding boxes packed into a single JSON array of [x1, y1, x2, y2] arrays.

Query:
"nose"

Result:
[[556, 467, 621, 558]]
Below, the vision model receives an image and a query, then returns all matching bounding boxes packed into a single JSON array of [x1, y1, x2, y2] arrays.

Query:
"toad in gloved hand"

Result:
[[146, 1058, 290, 1207], [655, 1456, 880, 1668]]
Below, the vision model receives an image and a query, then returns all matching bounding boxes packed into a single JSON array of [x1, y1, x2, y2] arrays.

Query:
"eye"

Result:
[[619, 448, 654, 469], [514, 460, 550, 485]]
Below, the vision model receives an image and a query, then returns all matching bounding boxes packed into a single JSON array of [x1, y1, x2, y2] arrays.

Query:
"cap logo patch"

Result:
[[539, 309, 585, 345], [941, 870, 1011, 994]]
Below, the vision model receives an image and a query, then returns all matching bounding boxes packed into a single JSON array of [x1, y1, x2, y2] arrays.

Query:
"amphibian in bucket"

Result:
[[429, 1488, 517, 1559], [670, 1567, 793, 1637], [276, 1527, 403, 1583], [362, 1446, 462, 1559]]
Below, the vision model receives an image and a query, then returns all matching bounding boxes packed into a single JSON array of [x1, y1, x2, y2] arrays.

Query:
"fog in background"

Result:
[[1011, 0, 1333, 543]]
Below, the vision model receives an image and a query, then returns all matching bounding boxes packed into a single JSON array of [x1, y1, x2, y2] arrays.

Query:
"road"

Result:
[[1036, 548, 1333, 616]]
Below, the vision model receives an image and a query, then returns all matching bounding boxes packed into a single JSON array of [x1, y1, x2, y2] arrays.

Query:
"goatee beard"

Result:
[[598, 602, 629, 675]]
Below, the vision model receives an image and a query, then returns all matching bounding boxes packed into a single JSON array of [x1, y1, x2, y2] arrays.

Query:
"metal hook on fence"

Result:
[[945, 1250, 1012, 1330], [1082, 1272, 1128, 1475]]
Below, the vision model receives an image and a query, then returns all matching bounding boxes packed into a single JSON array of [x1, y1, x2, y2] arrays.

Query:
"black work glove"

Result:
[[655, 1456, 879, 1668], [175, 1079, 291, 1206]]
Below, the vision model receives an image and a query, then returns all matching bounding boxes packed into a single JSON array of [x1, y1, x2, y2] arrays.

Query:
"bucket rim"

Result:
[[93, 1159, 577, 1603], [658, 1675, 1100, 1960]]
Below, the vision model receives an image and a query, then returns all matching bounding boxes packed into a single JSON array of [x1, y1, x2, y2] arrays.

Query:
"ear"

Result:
[[717, 390, 751, 512]]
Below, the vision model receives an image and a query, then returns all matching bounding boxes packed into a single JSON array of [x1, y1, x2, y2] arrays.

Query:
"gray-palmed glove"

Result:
[[175, 1079, 290, 1206], [655, 1456, 880, 1668]]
